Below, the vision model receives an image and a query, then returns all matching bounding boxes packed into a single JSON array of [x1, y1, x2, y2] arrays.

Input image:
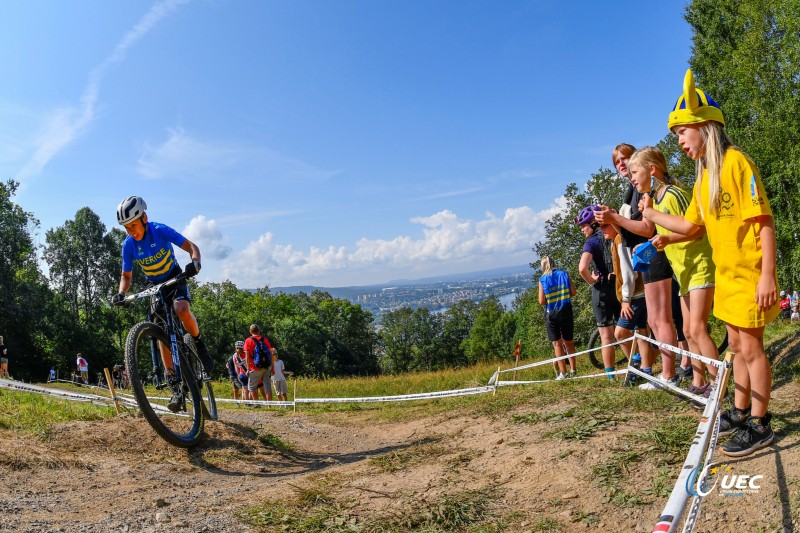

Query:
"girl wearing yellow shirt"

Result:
[[634, 147, 718, 401], [642, 70, 779, 458]]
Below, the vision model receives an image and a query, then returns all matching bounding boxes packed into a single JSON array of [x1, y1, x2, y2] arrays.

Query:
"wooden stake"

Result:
[[104, 367, 121, 415], [493, 366, 501, 396]]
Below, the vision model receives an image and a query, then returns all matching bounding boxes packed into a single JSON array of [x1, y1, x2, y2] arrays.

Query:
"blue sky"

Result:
[[1, 0, 692, 288]]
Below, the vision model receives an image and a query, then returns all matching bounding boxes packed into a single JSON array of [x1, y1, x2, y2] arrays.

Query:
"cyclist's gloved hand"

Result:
[[184, 259, 202, 277], [111, 292, 126, 306]]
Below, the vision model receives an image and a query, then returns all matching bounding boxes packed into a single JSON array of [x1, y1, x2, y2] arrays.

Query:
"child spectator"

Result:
[[635, 146, 718, 398], [76, 353, 89, 384], [644, 69, 779, 457], [537, 256, 577, 379], [271, 350, 293, 401], [596, 220, 652, 385]]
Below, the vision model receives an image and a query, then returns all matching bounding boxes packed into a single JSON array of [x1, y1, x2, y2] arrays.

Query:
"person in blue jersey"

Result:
[[538, 256, 577, 379], [110, 196, 214, 412]]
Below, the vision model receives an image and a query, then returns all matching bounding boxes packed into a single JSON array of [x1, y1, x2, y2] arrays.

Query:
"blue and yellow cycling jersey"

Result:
[[121, 221, 186, 284], [539, 269, 572, 313]]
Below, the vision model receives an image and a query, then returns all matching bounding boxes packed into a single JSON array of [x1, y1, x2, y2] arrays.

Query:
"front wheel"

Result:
[[125, 321, 204, 447], [587, 328, 628, 370]]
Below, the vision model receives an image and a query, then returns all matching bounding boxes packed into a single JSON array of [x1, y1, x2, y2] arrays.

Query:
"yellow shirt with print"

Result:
[[684, 149, 779, 328], [654, 184, 715, 296]]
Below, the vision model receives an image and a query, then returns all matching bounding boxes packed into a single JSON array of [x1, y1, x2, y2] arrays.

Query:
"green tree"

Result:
[[463, 296, 515, 363], [685, 0, 800, 287], [0, 180, 52, 380]]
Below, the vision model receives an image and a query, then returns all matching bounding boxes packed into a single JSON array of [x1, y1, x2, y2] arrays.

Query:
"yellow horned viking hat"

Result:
[[667, 69, 725, 131]]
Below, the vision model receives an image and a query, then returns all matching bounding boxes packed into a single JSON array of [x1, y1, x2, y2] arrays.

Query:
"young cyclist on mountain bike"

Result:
[[110, 195, 214, 412]]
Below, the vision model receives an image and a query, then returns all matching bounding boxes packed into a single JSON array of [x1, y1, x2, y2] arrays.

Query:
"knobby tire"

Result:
[[125, 321, 204, 448]]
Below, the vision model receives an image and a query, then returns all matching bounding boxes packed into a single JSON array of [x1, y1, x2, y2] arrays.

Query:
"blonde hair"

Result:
[[540, 257, 554, 276], [696, 121, 734, 217], [628, 146, 683, 197]]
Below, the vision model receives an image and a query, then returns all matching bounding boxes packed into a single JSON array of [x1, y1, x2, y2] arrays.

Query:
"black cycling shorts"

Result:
[[591, 281, 620, 327], [643, 251, 674, 284], [545, 303, 575, 342], [671, 277, 686, 342]]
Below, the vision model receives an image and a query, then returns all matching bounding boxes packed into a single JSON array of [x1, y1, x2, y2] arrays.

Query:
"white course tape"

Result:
[[0, 378, 132, 408], [633, 333, 725, 369], [496, 338, 629, 375], [497, 369, 627, 386], [626, 368, 708, 405], [215, 398, 294, 407], [295, 385, 495, 404]]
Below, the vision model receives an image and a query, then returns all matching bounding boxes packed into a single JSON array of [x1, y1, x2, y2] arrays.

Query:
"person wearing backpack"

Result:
[[244, 324, 274, 402]]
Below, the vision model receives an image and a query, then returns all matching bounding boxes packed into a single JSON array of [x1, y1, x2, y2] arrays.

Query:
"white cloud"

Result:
[[222, 200, 564, 287], [182, 215, 232, 260], [15, 0, 190, 181]]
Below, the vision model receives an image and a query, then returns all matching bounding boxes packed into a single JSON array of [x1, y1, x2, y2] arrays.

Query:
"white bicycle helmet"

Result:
[[116, 196, 147, 225], [234, 340, 245, 349]]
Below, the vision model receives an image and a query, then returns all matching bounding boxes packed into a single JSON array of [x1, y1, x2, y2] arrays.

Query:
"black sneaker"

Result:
[[719, 405, 750, 436], [676, 366, 694, 381], [722, 413, 774, 457], [166, 377, 183, 413]]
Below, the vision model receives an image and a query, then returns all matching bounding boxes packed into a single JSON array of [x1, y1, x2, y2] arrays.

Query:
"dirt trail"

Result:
[[2, 336, 800, 532]]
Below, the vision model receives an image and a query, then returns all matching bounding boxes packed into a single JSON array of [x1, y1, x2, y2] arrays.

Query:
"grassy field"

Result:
[[3, 319, 798, 434]]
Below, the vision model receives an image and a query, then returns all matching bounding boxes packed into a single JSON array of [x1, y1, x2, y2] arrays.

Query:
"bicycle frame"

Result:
[[123, 274, 188, 385]]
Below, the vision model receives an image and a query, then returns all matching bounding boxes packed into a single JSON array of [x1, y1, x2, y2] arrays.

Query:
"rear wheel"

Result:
[[184, 333, 218, 421], [587, 328, 628, 370], [125, 321, 204, 447]]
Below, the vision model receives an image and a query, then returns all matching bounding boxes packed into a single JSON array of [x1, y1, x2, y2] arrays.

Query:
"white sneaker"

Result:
[[555, 373, 567, 381], [638, 373, 679, 391]]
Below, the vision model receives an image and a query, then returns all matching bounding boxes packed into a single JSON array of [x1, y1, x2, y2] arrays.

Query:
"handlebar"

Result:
[[122, 272, 190, 304]]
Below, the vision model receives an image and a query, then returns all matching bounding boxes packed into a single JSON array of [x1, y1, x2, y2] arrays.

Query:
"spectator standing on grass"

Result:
[[271, 350, 293, 401], [48, 368, 56, 382], [779, 291, 791, 320], [643, 69, 779, 457], [575, 206, 621, 379], [0, 336, 8, 379], [226, 341, 246, 402], [76, 353, 89, 384], [596, 220, 652, 386], [537, 256, 577, 379], [635, 146, 718, 399], [244, 324, 273, 403]]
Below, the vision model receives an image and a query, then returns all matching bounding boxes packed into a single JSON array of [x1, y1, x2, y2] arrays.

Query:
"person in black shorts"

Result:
[[576, 206, 621, 378], [538, 257, 577, 379]]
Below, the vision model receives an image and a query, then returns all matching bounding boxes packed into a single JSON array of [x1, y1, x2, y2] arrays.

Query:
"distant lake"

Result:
[[432, 291, 519, 315]]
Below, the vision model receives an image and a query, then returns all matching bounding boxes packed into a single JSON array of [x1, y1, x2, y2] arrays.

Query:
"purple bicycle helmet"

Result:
[[574, 205, 601, 226]]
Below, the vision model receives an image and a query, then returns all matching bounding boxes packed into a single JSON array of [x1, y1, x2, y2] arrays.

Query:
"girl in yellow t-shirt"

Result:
[[633, 147, 717, 399], [642, 70, 779, 458]]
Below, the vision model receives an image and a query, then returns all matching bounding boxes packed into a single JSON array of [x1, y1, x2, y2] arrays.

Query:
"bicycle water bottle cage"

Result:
[[632, 242, 657, 272]]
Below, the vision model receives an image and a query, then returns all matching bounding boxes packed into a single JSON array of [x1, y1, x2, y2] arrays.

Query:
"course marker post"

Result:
[[493, 366, 501, 396], [103, 367, 121, 415]]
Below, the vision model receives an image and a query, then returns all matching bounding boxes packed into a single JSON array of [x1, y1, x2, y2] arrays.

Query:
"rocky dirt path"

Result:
[[2, 337, 800, 533]]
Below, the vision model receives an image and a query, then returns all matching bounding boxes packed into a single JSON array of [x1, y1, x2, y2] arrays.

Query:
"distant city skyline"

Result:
[[2, 1, 692, 287]]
